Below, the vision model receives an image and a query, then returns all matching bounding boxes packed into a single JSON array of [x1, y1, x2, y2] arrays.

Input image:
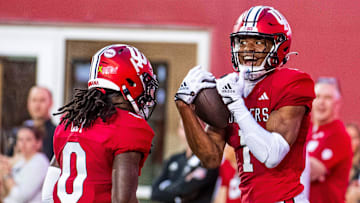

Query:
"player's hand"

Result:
[[216, 72, 244, 105], [217, 72, 249, 122], [175, 65, 216, 104]]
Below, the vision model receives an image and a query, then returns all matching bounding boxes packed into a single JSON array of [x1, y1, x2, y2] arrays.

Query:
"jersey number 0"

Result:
[[57, 142, 87, 202]]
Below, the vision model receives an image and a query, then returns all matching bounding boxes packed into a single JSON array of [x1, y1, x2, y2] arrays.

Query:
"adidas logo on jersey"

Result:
[[221, 83, 236, 93], [258, 92, 269, 101]]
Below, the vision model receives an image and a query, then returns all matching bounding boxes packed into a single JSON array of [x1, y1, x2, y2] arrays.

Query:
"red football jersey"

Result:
[[219, 160, 242, 203], [226, 68, 315, 202], [307, 120, 352, 203], [52, 109, 155, 203]]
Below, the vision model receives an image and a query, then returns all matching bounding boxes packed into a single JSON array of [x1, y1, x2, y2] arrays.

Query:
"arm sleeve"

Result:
[[5, 154, 49, 202]]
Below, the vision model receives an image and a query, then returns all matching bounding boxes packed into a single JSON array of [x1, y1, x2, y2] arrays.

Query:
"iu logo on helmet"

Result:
[[268, 9, 291, 35], [128, 47, 148, 73]]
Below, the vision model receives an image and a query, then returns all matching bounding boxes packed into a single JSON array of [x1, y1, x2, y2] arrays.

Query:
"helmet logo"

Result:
[[104, 49, 116, 58], [129, 47, 148, 73], [98, 65, 103, 73], [268, 9, 291, 35]]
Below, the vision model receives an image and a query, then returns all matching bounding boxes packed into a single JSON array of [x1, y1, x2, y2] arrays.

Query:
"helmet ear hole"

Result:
[[126, 78, 136, 87]]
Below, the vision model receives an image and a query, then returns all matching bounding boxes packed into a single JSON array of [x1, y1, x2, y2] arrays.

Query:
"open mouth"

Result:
[[243, 55, 258, 66]]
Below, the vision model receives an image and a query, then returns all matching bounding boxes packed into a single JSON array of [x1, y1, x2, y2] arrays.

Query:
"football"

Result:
[[194, 88, 230, 129]]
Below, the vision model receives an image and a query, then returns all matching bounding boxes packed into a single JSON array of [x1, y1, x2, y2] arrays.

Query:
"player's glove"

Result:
[[175, 65, 216, 104], [216, 71, 250, 122], [216, 72, 244, 105]]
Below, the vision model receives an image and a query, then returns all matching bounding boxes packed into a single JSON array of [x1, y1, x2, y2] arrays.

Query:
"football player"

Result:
[[41, 44, 158, 203], [175, 6, 315, 202], [307, 77, 352, 203]]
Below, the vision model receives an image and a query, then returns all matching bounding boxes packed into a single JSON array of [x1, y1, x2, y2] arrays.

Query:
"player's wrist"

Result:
[[175, 99, 190, 108], [228, 99, 249, 122]]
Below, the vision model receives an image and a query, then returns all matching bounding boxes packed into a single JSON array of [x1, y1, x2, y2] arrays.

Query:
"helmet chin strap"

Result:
[[238, 56, 274, 81], [121, 85, 142, 117]]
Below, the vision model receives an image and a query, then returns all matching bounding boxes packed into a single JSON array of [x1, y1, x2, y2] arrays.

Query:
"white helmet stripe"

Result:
[[247, 6, 265, 27], [89, 45, 109, 80], [252, 6, 266, 27], [244, 6, 255, 26]]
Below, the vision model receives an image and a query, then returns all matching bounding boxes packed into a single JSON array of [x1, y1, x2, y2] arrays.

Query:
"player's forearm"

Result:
[[175, 101, 223, 168], [230, 100, 290, 168]]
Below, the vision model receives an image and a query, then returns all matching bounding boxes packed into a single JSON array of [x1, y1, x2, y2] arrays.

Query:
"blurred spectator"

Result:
[[1, 125, 49, 203], [6, 86, 56, 160], [306, 77, 352, 203], [346, 123, 360, 203], [212, 145, 241, 203], [151, 120, 218, 203], [25, 86, 56, 160]]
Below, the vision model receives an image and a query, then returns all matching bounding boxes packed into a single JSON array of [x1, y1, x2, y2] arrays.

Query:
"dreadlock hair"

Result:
[[54, 88, 123, 130]]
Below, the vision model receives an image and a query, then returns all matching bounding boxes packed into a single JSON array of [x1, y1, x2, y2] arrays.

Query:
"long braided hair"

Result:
[[55, 88, 123, 130]]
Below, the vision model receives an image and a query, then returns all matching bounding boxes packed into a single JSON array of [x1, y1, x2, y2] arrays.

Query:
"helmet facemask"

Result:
[[137, 72, 159, 120], [231, 32, 287, 81], [122, 72, 159, 120]]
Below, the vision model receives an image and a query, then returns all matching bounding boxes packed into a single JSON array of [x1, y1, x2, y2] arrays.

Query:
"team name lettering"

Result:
[[249, 107, 269, 122]]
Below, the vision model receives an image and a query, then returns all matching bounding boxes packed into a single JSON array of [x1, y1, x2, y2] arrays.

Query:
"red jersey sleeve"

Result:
[[109, 112, 155, 174], [273, 69, 315, 111]]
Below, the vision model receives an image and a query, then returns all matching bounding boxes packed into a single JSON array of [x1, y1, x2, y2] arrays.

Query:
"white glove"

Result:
[[175, 66, 216, 104], [216, 72, 250, 121], [216, 72, 244, 105]]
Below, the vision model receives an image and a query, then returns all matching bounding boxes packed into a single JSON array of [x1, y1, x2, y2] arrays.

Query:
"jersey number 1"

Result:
[[57, 142, 87, 202], [239, 130, 254, 172]]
